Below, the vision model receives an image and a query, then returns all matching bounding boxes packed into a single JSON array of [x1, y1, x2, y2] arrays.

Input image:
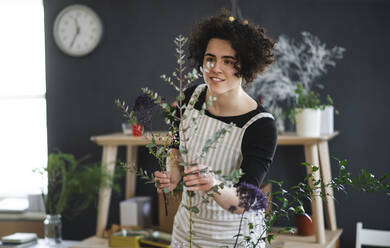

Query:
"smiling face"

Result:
[[203, 38, 243, 96]]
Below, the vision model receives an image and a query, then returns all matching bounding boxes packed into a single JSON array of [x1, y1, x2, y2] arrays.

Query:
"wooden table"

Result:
[[33, 239, 79, 247], [91, 131, 340, 246]]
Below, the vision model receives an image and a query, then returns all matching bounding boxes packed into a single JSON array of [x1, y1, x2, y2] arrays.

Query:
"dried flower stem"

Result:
[[176, 36, 194, 247], [233, 210, 245, 248]]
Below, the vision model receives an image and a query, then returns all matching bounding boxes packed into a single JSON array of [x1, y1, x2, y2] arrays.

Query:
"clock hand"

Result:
[[69, 17, 81, 49]]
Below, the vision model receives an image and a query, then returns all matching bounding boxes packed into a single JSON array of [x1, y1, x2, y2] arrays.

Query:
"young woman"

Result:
[[154, 12, 277, 248]]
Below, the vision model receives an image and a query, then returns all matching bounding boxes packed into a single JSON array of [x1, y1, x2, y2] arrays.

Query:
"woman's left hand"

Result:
[[183, 164, 217, 193]]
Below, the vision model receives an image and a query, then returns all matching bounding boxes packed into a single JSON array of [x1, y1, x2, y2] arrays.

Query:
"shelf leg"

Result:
[[96, 145, 118, 238], [125, 145, 138, 199], [318, 141, 337, 231], [304, 144, 326, 244]]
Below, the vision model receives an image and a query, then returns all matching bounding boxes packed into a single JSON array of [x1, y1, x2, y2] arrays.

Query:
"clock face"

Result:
[[53, 5, 103, 57]]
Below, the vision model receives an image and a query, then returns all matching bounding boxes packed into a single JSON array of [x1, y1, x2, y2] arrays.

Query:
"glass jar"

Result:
[[44, 214, 62, 244]]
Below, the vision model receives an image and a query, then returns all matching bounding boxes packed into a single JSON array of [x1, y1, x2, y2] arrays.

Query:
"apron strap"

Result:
[[242, 112, 274, 130]]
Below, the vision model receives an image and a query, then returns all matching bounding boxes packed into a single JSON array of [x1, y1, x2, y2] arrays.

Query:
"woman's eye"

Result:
[[205, 57, 214, 62], [224, 60, 234, 65]]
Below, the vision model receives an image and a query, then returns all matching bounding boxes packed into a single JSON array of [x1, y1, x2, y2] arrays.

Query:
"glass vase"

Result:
[[44, 214, 62, 244]]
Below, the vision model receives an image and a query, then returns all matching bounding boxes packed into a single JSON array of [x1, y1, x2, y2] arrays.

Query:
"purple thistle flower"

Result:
[[237, 182, 268, 212]]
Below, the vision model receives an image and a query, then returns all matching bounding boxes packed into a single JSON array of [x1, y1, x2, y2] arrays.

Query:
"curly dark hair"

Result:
[[188, 11, 275, 86]]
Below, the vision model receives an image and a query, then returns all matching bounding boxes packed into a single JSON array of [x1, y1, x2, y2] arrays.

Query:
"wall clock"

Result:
[[53, 4, 103, 57]]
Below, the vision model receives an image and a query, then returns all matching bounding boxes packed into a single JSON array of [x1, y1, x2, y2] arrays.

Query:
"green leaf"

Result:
[[145, 143, 154, 148], [179, 146, 187, 154], [267, 234, 274, 244], [212, 185, 220, 194], [179, 162, 188, 167], [303, 213, 312, 222], [276, 196, 285, 203], [191, 206, 200, 214], [186, 191, 195, 197], [156, 146, 164, 155]]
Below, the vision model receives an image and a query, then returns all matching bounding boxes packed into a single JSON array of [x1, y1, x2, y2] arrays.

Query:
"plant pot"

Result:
[[295, 108, 321, 137], [295, 214, 314, 236], [44, 214, 62, 244], [132, 124, 144, 136], [320, 106, 334, 134]]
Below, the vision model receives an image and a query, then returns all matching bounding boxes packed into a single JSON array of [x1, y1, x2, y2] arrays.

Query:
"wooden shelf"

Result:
[[68, 236, 108, 248], [91, 131, 339, 146], [90, 132, 168, 146], [277, 131, 339, 145], [269, 229, 343, 248]]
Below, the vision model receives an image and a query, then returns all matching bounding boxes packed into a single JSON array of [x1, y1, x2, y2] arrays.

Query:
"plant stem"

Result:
[[163, 192, 168, 216], [254, 227, 267, 247], [189, 197, 193, 248], [233, 211, 245, 248], [176, 36, 193, 248]]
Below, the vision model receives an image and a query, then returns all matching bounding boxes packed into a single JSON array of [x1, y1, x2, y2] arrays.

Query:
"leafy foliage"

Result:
[[34, 151, 122, 218], [233, 158, 390, 247]]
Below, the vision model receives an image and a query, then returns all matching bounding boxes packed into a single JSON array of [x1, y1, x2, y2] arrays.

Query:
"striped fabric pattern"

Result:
[[171, 84, 274, 248]]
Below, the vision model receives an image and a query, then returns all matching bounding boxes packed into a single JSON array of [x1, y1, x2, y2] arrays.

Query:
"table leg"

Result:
[[318, 141, 337, 231], [96, 145, 118, 238], [304, 144, 326, 244], [125, 145, 138, 199]]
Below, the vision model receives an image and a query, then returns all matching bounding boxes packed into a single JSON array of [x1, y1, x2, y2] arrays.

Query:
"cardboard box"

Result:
[[120, 197, 152, 228]]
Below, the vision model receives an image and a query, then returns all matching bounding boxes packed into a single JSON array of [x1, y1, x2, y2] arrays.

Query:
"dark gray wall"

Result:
[[43, 0, 390, 246]]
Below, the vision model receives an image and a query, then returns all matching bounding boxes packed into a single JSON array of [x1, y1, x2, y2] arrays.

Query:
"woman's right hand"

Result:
[[154, 170, 181, 193]]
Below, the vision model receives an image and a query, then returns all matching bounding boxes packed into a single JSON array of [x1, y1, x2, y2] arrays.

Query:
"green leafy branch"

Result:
[[243, 158, 390, 246]]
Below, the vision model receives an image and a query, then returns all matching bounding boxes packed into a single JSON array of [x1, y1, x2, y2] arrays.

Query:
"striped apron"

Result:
[[171, 84, 274, 248]]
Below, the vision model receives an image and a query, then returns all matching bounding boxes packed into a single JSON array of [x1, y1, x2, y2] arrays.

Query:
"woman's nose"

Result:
[[210, 60, 222, 73]]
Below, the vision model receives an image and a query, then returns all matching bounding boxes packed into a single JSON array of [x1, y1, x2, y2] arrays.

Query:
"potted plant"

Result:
[[34, 151, 121, 245], [287, 83, 335, 137]]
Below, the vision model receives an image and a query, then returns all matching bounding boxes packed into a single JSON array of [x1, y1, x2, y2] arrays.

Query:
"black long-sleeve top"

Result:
[[172, 84, 277, 187]]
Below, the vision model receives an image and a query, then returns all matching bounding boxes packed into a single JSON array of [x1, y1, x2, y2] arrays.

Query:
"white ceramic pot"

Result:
[[320, 106, 334, 134], [295, 108, 321, 137]]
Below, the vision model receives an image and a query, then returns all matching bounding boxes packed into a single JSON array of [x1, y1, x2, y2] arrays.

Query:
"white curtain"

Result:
[[0, 0, 47, 197]]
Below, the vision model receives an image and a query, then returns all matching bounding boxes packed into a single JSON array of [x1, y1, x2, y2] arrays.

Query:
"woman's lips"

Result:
[[209, 76, 225, 83]]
